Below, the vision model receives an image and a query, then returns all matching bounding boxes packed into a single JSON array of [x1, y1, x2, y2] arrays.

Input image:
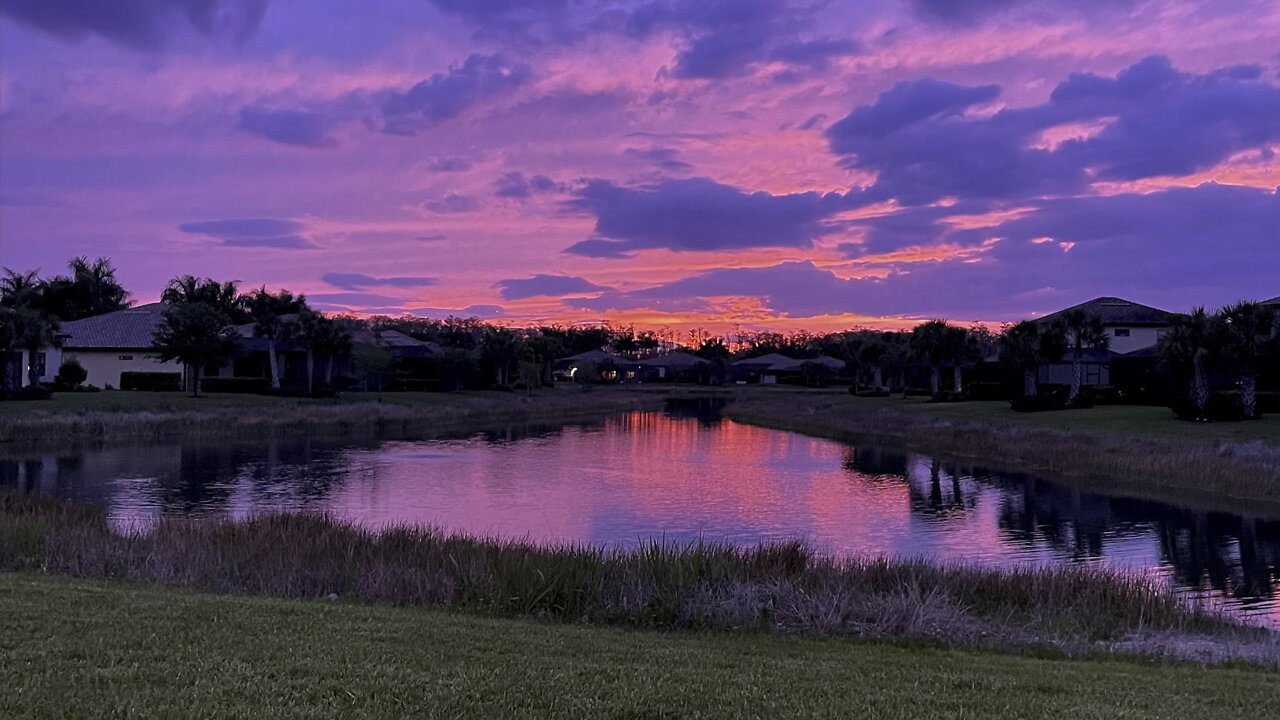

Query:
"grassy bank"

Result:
[[4, 574, 1278, 720], [2, 492, 1273, 664], [723, 389, 1280, 512], [0, 387, 670, 446]]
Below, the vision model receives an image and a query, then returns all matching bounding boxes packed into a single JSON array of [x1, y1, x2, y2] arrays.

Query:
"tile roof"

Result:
[[636, 351, 708, 368], [59, 303, 167, 349], [1035, 296, 1177, 327]]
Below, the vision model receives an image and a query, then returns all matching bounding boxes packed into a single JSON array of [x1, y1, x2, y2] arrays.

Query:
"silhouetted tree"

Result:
[[1159, 307, 1216, 415], [1057, 309, 1110, 405], [1219, 300, 1278, 418], [999, 320, 1066, 398], [42, 256, 131, 320], [153, 302, 242, 396], [244, 287, 308, 391]]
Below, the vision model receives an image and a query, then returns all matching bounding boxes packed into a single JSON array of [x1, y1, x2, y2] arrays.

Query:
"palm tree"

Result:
[[0, 269, 57, 388], [1218, 301, 1277, 419], [999, 321, 1066, 398], [858, 335, 889, 391], [283, 310, 326, 396], [910, 320, 956, 398], [162, 276, 247, 322], [1159, 307, 1216, 416], [43, 256, 132, 320], [314, 317, 354, 387], [1057, 309, 1110, 406], [245, 287, 308, 391]]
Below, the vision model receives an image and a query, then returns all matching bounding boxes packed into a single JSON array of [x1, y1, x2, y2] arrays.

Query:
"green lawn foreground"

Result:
[[2, 574, 1276, 719]]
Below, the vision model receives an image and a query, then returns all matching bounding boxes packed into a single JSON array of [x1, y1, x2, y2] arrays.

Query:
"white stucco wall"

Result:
[[63, 350, 183, 389], [1106, 326, 1164, 354], [17, 347, 62, 386]]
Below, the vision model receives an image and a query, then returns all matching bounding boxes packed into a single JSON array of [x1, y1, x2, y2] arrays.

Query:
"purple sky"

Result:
[[1, 0, 1277, 331]]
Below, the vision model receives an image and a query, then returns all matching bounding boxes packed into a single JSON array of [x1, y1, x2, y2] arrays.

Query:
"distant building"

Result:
[[730, 353, 845, 384], [56, 303, 183, 389], [1033, 296, 1178, 387]]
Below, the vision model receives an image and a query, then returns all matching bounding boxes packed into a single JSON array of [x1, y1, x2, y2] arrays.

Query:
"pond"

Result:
[[4, 400, 1279, 626]]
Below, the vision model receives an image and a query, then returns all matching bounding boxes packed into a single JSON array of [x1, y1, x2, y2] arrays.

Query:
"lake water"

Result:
[[4, 400, 1278, 626]]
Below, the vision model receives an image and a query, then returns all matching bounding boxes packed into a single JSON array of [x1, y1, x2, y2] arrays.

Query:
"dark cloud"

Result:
[[564, 177, 848, 257], [382, 54, 533, 135], [827, 56, 1280, 206], [308, 292, 408, 308], [495, 274, 609, 300], [409, 304, 505, 319], [493, 172, 562, 198], [623, 147, 694, 171], [423, 193, 479, 213], [427, 0, 577, 43], [0, 0, 268, 51], [428, 156, 474, 172], [321, 273, 439, 291], [238, 106, 338, 148], [640, 0, 861, 80], [178, 217, 316, 249], [572, 183, 1279, 320], [910, 0, 1135, 25], [828, 78, 1000, 140]]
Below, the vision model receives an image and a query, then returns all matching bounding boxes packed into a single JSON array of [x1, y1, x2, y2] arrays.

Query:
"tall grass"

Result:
[[1, 492, 1263, 661]]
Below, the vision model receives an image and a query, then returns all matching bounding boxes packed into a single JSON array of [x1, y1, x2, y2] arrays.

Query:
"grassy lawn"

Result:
[[830, 392, 1280, 445], [0, 388, 528, 414], [2, 574, 1277, 719]]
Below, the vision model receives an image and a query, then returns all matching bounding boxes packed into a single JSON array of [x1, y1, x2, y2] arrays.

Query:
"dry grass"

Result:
[[3, 492, 1273, 664]]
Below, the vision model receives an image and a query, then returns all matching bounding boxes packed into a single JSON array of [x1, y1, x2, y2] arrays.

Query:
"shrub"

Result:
[[392, 379, 442, 392], [966, 382, 1009, 401], [201, 377, 271, 394], [54, 359, 88, 389], [120, 372, 182, 392], [0, 386, 53, 401]]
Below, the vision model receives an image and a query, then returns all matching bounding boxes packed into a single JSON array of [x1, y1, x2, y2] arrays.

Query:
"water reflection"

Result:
[[3, 404, 1279, 626]]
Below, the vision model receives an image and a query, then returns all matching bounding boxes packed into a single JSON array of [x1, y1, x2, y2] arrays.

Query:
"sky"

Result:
[[1, 0, 1277, 332]]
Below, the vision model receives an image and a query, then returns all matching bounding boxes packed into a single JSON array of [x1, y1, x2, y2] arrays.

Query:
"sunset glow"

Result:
[[2, 1, 1278, 331]]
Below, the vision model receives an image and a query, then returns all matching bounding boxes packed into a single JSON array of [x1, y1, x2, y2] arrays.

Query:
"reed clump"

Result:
[[2, 492, 1267, 662]]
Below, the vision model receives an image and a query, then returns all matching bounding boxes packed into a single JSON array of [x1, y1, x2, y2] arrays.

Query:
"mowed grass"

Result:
[[2, 574, 1277, 720], [838, 393, 1280, 445]]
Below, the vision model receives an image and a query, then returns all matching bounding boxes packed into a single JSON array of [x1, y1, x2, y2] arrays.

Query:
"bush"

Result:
[[1080, 385, 1124, 405], [392, 379, 442, 393], [0, 386, 53, 401], [966, 382, 1009, 401], [201, 377, 271, 394], [54, 359, 88, 389], [1009, 384, 1074, 412], [120, 372, 182, 392]]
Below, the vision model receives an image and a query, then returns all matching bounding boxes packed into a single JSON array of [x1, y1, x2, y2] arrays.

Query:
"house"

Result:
[[1031, 296, 1178, 387], [730, 353, 846, 384], [552, 349, 646, 382], [56, 303, 184, 389], [635, 351, 710, 382], [1034, 296, 1177, 355]]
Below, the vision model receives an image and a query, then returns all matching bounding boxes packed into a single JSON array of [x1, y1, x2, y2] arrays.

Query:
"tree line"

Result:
[[3, 257, 1275, 414]]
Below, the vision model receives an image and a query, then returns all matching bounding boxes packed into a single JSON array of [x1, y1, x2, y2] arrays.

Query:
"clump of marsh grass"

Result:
[[3, 491, 1268, 664]]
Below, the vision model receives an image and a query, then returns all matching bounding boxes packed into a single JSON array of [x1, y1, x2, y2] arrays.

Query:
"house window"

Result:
[[32, 352, 46, 378], [1113, 328, 1130, 337], [119, 355, 134, 361]]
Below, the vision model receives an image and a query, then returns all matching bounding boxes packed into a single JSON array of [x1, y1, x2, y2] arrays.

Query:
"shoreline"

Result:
[[3, 385, 1279, 515], [2, 491, 1273, 666]]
